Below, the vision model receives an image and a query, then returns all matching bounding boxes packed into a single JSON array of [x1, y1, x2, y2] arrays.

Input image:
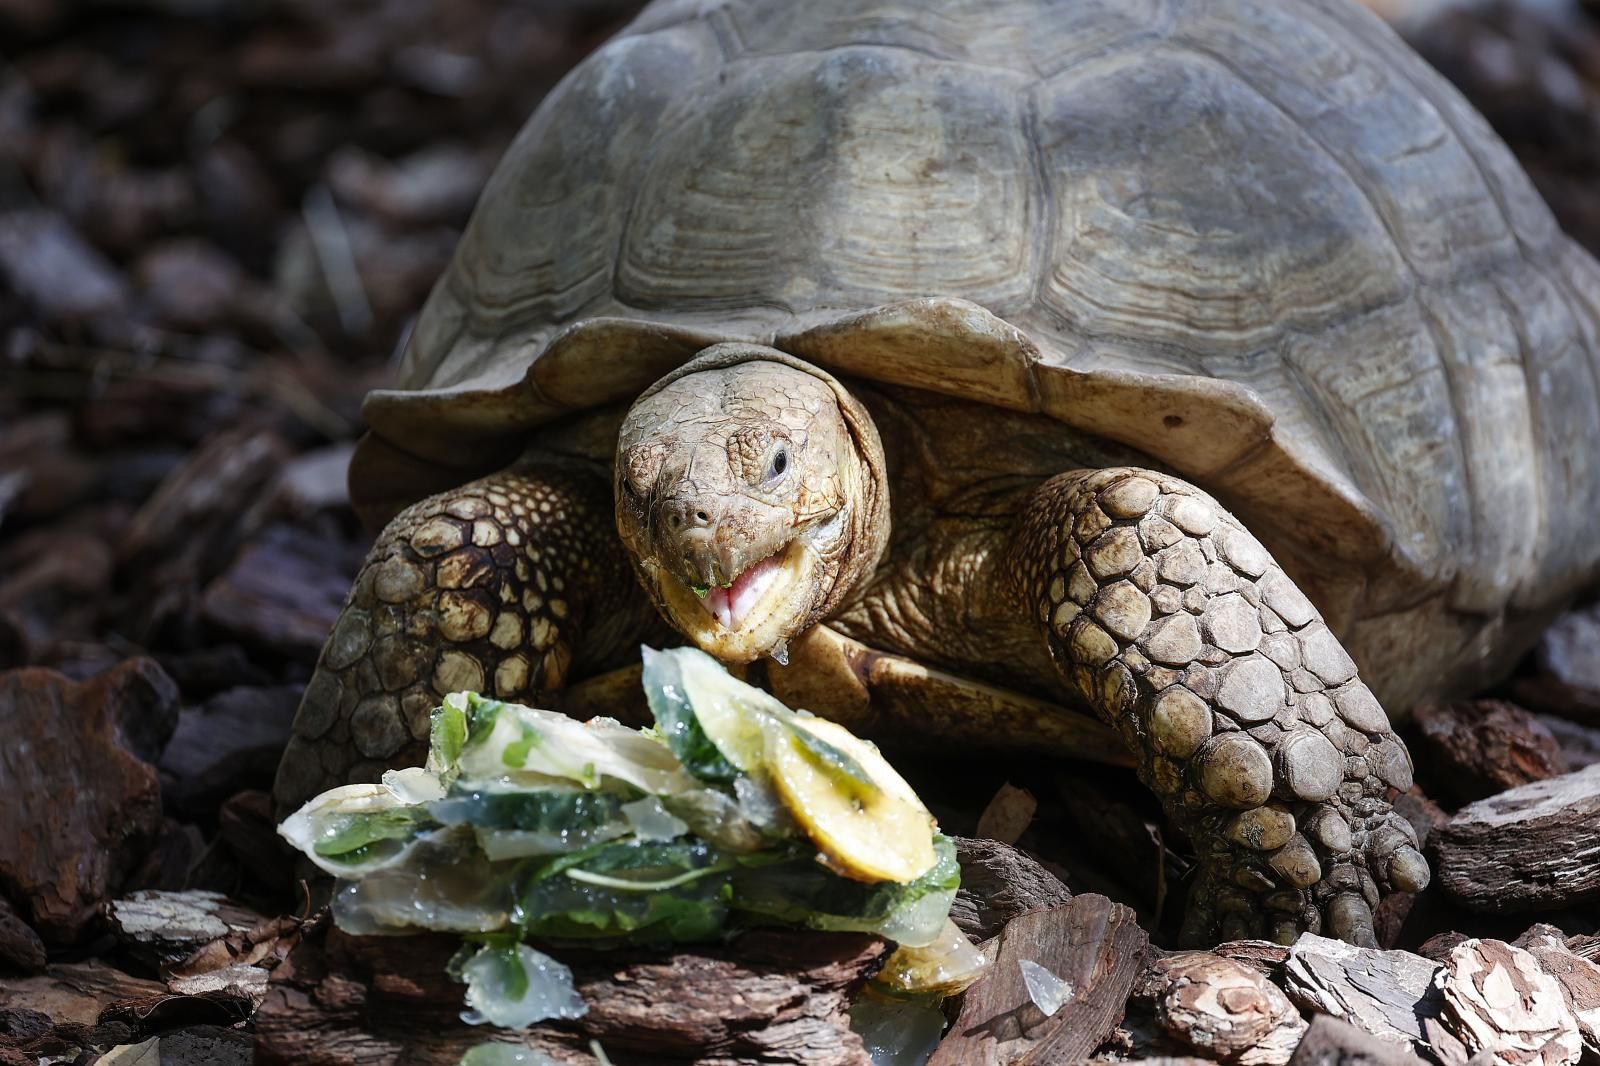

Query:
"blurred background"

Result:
[[2, 0, 1600, 1036]]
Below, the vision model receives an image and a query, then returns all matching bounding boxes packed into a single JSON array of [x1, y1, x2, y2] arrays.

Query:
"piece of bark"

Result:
[[1411, 700, 1567, 805], [0, 210, 129, 320], [128, 1025, 252, 1066], [1282, 934, 1444, 1057], [0, 961, 165, 1026], [256, 924, 885, 1066], [1514, 606, 1600, 727], [976, 784, 1038, 846], [157, 684, 300, 815], [117, 425, 289, 644], [1211, 940, 1291, 980], [106, 890, 267, 968], [1434, 764, 1600, 913], [1513, 925, 1600, 1056], [929, 894, 1149, 1066], [0, 660, 177, 941], [1538, 714, 1600, 771], [0, 898, 44, 974], [1438, 938, 1582, 1066], [199, 523, 361, 661], [949, 836, 1074, 942], [1145, 952, 1306, 1065], [1288, 1015, 1430, 1066], [216, 789, 295, 894]]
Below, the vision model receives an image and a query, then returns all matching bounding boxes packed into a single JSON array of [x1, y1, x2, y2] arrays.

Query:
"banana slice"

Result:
[[764, 715, 937, 883]]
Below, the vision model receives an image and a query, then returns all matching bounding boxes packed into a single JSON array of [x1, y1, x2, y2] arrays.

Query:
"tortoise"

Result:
[[273, 0, 1600, 947]]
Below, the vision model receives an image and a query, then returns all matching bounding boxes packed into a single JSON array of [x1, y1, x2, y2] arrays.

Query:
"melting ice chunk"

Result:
[[1019, 959, 1074, 1017]]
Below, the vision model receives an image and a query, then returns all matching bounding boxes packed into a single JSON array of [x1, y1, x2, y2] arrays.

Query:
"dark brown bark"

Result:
[[1410, 700, 1566, 805], [928, 894, 1149, 1066], [1433, 765, 1600, 912], [0, 660, 177, 941], [255, 924, 886, 1066], [949, 836, 1074, 942]]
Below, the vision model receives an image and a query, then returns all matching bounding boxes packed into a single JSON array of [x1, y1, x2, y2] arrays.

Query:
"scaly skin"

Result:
[[1011, 468, 1429, 945], [279, 352, 1428, 945], [272, 459, 656, 814]]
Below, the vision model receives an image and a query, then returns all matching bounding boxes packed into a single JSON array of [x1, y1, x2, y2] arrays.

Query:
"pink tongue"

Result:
[[703, 552, 782, 630]]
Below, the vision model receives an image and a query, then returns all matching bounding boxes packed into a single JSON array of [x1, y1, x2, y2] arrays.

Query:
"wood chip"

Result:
[[1288, 1014, 1429, 1066], [1513, 926, 1600, 1057], [1281, 934, 1443, 1056], [1146, 952, 1306, 1065], [1412, 700, 1567, 805], [0, 660, 177, 941], [976, 783, 1039, 845], [929, 894, 1149, 1066], [949, 836, 1074, 942], [1434, 764, 1600, 912], [107, 891, 266, 967], [1438, 938, 1582, 1066], [256, 925, 885, 1065]]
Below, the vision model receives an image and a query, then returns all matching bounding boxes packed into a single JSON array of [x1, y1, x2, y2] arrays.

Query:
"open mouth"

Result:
[[700, 542, 798, 631]]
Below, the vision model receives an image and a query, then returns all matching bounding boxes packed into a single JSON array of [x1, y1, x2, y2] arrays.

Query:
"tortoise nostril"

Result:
[[664, 500, 714, 532]]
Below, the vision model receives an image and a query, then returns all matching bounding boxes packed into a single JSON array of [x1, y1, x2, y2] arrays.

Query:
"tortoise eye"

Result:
[[766, 446, 789, 484]]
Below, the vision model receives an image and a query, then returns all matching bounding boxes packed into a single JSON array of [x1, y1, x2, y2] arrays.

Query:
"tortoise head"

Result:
[[615, 344, 890, 663]]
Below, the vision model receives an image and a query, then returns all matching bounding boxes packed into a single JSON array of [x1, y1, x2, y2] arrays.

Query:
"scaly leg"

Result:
[[1012, 467, 1429, 946], [272, 459, 659, 815]]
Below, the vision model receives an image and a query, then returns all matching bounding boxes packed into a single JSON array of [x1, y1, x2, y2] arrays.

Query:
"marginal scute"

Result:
[[1085, 527, 1143, 580], [437, 590, 494, 642], [432, 648, 486, 695], [1157, 541, 1206, 587], [1070, 619, 1119, 667], [1225, 805, 1295, 851], [1258, 571, 1317, 629], [324, 610, 372, 671], [409, 517, 463, 557], [372, 556, 426, 603], [1217, 527, 1271, 578], [1267, 835, 1321, 888], [350, 695, 407, 759], [1165, 496, 1217, 537]]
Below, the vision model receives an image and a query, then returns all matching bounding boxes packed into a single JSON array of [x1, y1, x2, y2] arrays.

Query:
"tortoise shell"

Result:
[[354, 0, 1600, 709]]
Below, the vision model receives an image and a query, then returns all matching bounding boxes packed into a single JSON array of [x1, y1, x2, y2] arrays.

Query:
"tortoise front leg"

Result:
[[272, 459, 659, 815], [1012, 468, 1429, 947]]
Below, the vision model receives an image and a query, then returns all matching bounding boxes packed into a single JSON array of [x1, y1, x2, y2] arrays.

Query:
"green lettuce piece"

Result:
[[641, 647, 742, 782], [515, 839, 734, 942], [729, 834, 961, 946], [431, 788, 629, 833], [312, 806, 434, 863]]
